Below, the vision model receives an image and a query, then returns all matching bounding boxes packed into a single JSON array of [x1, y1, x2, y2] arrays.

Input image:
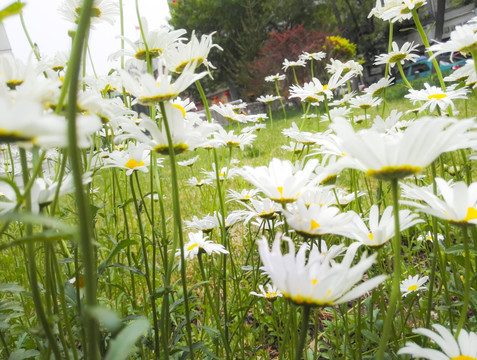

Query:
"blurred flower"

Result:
[[257, 94, 281, 104], [239, 158, 318, 204], [258, 234, 386, 306], [282, 58, 306, 71], [326, 59, 363, 77], [265, 73, 286, 82], [58, 0, 119, 26], [349, 94, 383, 110], [400, 275, 428, 297], [299, 51, 326, 62], [102, 143, 150, 175], [329, 116, 477, 180], [374, 42, 420, 73], [344, 205, 422, 247], [110, 18, 186, 61], [398, 324, 477, 359], [364, 77, 394, 97], [250, 284, 283, 300], [401, 178, 477, 225], [283, 200, 355, 238], [120, 62, 206, 105], [428, 23, 477, 59]]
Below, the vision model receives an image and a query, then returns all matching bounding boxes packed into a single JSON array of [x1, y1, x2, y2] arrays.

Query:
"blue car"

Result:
[[394, 53, 469, 83]]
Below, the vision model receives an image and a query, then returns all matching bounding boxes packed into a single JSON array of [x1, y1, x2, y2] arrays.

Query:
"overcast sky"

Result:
[[0, 0, 171, 75]]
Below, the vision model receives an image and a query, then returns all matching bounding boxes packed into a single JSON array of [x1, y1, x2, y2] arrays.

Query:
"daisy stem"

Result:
[[65, 1, 100, 358], [425, 163, 440, 329], [411, 10, 446, 91], [456, 224, 471, 336], [376, 178, 401, 360], [295, 305, 311, 360], [471, 50, 477, 83], [158, 101, 195, 359], [197, 253, 232, 359], [19, 148, 62, 360], [18, 2, 40, 61], [275, 80, 287, 122], [267, 103, 273, 129], [397, 62, 412, 89], [131, 173, 160, 358], [324, 94, 331, 123], [135, 0, 152, 74]]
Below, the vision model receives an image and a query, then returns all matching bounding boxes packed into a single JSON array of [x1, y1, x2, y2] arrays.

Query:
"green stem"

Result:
[[295, 305, 311, 360], [18, 1, 40, 61], [397, 62, 413, 89], [19, 149, 62, 360], [411, 10, 446, 91], [376, 178, 401, 360], [158, 101, 195, 359], [456, 224, 471, 335], [198, 253, 232, 359], [64, 1, 99, 358], [275, 80, 287, 122]]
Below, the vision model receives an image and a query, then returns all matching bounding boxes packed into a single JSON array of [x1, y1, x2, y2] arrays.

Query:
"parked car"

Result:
[[394, 52, 469, 83]]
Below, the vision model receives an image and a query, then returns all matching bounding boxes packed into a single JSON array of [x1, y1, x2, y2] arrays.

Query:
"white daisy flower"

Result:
[[364, 77, 395, 97], [257, 94, 281, 104], [265, 73, 286, 82], [398, 324, 477, 359], [58, 0, 119, 26], [250, 284, 283, 300], [177, 231, 229, 261], [282, 58, 307, 71], [428, 23, 477, 59], [329, 116, 477, 180], [405, 84, 468, 114], [349, 93, 383, 110], [239, 158, 319, 204], [344, 205, 422, 247], [374, 42, 420, 73], [258, 234, 386, 306], [102, 143, 150, 175], [401, 178, 477, 225], [400, 275, 429, 297]]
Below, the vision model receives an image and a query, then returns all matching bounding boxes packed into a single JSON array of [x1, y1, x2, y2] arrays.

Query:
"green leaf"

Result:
[[0, 3, 25, 23], [98, 240, 136, 276], [87, 306, 122, 332], [107, 263, 144, 277], [104, 317, 150, 360], [0, 283, 25, 293], [8, 349, 40, 360], [444, 244, 477, 256], [0, 229, 74, 251]]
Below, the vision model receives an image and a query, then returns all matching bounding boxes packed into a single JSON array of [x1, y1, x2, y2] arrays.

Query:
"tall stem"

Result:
[[158, 101, 195, 359], [295, 305, 311, 360], [64, 1, 99, 358], [376, 178, 401, 359], [456, 224, 471, 335]]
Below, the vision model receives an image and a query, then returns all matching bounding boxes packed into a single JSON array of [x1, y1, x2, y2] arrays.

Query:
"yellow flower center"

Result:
[[266, 292, 278, 298], [368, 233, 374, 242], [428, 93, 447, 100], [172, 103, 186, 118], [465, 207, 477, 222], [310, 220, 320, 231], [407, 284, 418, 291], [277, 186, 284, 197], [451, 356, 477, 360], [125, 159, 145, 170], [312, 279, 318, 285], [187, 243, 199, 251], [323, 84, 328, 90]]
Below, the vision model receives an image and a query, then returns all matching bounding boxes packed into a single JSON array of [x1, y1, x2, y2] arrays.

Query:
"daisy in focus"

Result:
[[405, 84, 468, 114], [400, 275, 429, 297], [177, 231, 229, 261], [102, 143, 151, 175], [258, 234, 386, 306], [398, 324, 477, 359]]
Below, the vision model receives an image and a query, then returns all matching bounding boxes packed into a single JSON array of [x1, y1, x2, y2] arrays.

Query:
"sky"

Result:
[[0, 0, 171, 75]]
